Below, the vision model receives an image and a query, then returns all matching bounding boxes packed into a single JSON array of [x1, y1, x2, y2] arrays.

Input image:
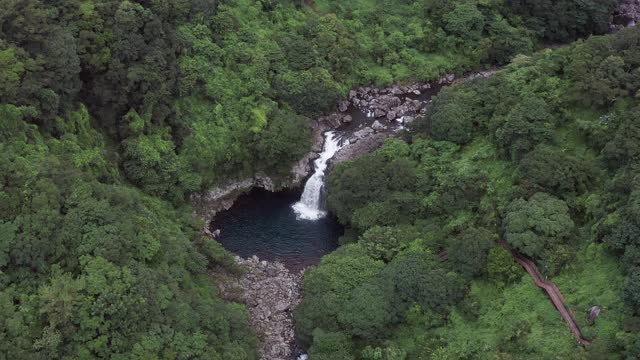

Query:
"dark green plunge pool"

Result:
[[211, 188, 343, 271]]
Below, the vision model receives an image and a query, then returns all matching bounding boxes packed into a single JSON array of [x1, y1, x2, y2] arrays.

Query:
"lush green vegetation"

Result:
[[297, 26, 640, 359], [0, 0, 630, 358]]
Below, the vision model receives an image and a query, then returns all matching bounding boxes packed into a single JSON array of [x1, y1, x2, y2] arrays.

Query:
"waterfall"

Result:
[[292, 131, 343, 220]]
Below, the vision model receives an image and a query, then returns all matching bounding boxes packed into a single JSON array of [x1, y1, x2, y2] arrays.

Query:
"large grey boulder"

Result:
[[372, 120, 387, 131]]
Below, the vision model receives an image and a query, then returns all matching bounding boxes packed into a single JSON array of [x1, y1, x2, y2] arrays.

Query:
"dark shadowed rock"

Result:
[[338, 101, 349, 112], [374, 108, 386, 118]]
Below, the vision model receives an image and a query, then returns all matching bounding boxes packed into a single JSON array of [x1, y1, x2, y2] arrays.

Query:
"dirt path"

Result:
[[499, 241, 591, 346]]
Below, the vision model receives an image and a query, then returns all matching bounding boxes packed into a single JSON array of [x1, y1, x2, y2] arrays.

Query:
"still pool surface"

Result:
[[211, 188, 343, 271]]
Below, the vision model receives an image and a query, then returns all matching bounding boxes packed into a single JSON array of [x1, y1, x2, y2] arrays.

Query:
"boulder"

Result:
[[342, 115, 353, 123], [374, 108, 386, 118], [276, 301, 289, 312], [390, 86, 403, 95], [402, 116, 416, 124], [372, 120, 387, 131], [338, 101, 349, 112], [377, 95, 402, 108], [386, 111, 397, 121], [354, 127, 374, 139], [321, 114, 342, 128], [588, 306, 601, 322]]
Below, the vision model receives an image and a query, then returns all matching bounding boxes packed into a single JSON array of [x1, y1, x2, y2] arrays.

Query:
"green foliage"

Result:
[[328, 150, 420, 227], [336, 283, 392, 340], [0, 94, 257, 359], [425, 83, 486, 145], [308, 329, 355, 360], [274, 68, 343, 117], [435, 278, 580, 359], [503, 192, 575, 260], [604, 107, 640, 167], [444, 3, 485, 40], [486, 247, 523, 286], [0, 46, 24, 101], [306, 27, 640, 358], [518, 144, 595, 197], [448, 227, 496, 279], [122, 131, 194, 200], [359, 226, 418, 262], [492, 95, 556, 160], [294, 244, 385, 345], [380, 252, 466, 317], [0, 0, 634, 358], [508, 0, 619, 42]]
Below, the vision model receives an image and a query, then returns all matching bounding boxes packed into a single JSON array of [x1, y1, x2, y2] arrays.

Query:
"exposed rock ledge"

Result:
[[191, 119, 331, 227], [191, 176, 274, 227], [217, 255, 303, 360]]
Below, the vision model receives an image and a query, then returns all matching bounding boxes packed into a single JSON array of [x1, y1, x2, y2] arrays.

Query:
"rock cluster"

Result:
[[218, 256, 304, 360], [331, 71, 498, 165], [348, 82, 435, 122], [611, 0, 640, 31]]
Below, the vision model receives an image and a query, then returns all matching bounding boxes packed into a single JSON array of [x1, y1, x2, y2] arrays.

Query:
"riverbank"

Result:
[[216, 255, 304, 360]]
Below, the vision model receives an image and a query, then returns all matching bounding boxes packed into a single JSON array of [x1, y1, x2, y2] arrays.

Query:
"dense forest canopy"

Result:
[[298, 25, 640, 359], [0, 0, 634, 359]]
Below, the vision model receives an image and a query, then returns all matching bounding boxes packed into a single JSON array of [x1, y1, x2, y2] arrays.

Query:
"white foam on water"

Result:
[[292, 131, 343, 221]]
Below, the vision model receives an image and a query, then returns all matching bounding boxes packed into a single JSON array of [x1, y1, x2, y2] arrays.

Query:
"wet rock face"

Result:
[[218, 256, 304, 360]]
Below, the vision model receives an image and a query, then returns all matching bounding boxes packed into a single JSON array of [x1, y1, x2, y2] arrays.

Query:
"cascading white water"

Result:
[[292, 131, 343, 220]]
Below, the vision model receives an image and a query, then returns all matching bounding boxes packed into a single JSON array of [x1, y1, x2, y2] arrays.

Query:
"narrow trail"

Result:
[[499, 240, 591, 346]]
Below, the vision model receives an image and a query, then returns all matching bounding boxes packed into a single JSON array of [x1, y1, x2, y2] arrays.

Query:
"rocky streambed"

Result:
[[217, 255, 304, 360]]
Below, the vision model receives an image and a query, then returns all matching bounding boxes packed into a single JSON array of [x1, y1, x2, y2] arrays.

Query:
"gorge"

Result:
[[4, 1, 640, 360], [208, 77, 454, 269], [207, 78, 453, 359], [205, 72, 508, 359]]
